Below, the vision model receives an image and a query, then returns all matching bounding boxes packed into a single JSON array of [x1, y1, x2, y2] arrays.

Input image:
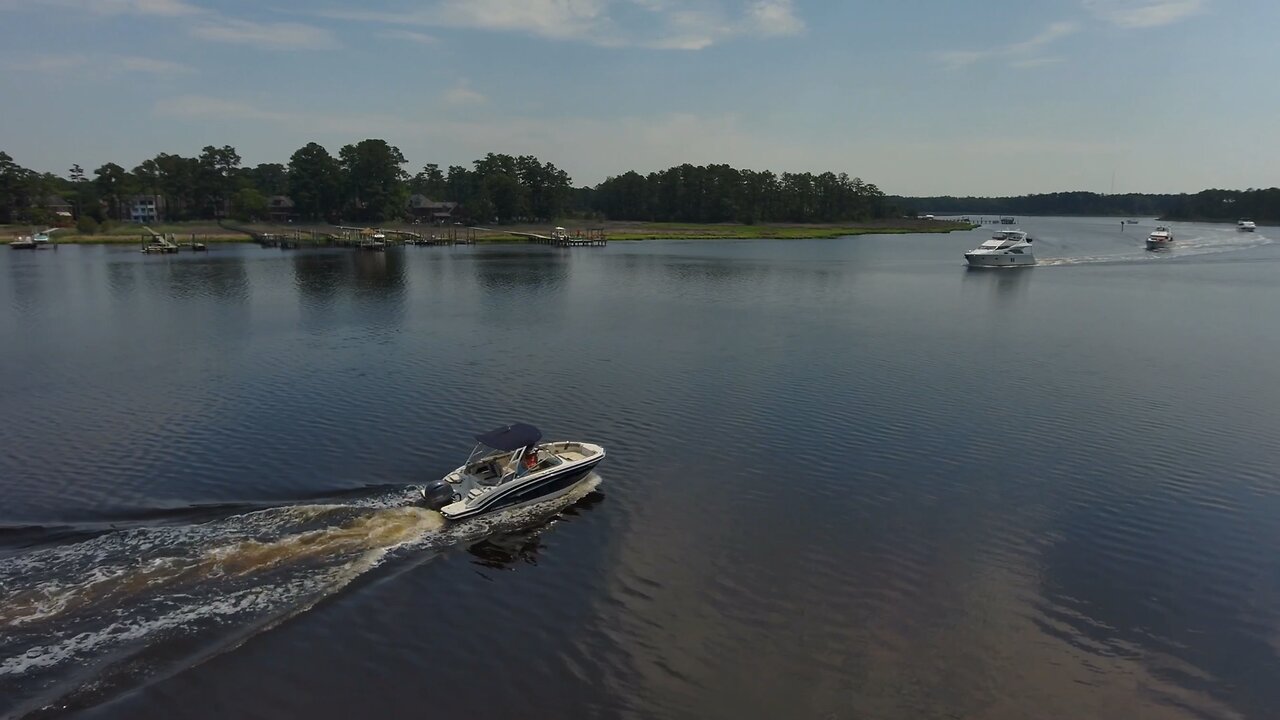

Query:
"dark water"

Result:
[[2, 218, 1279, 719]]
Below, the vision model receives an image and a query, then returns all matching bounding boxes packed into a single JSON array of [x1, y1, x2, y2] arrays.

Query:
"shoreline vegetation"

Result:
[[2, 219, 975, 245], [899, 188, 1280, 224]]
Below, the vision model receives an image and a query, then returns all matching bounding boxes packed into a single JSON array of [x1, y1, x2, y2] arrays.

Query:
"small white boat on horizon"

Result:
[[1238, 219, 1257, 232], [964, 230, 1035, 268], [1146, 226, 1174, 250]]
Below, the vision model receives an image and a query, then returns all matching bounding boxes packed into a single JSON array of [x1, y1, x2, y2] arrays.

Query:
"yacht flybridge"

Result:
[[419, 423, 605, 520], [964, 230, 1035, 267]]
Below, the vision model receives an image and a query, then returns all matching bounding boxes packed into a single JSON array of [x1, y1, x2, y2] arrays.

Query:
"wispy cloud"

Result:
[[1084, 0, 1205, 27], [939, 21, 1079, 69], [191, 19, 336, 49], [116, 56, 196, 74], [444, 79, 486, 106], [159, 95, 289, 122], [0, 0, 203, 15], [382, 29, 439, 45], [317, 0, 804, 50], [9, 53, 195, 75], [1, 0, 333, 50], [1010, 56, 1065, 69]]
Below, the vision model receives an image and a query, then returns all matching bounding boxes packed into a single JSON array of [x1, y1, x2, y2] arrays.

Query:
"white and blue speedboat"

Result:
[[419, 423, 605, 520]]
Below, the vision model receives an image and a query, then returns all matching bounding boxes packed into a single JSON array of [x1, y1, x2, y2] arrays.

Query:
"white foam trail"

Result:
[[0, 475, 601, 692], [1036, 229, 1273, 267]]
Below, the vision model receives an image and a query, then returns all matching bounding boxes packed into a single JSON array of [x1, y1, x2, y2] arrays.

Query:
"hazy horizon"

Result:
[[1, 0, 1275, 196]]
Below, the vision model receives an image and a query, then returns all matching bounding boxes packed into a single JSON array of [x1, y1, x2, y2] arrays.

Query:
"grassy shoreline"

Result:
[[4, 219, 975, 245]]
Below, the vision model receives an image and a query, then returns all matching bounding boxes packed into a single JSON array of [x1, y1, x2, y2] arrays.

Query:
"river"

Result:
[[1, 217, 1278, 719]]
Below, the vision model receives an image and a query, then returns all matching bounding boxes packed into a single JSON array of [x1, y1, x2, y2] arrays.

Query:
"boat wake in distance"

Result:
[[0, 475, 602, 718], [1035, 228, 1274, 267]]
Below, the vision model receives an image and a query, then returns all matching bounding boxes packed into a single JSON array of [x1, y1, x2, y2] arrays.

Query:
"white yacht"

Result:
[[1146, 226, 1174, 250], [964, 230, 1035, 268], [1238, 219, 1257, 232], [418, 423, 605, 520]]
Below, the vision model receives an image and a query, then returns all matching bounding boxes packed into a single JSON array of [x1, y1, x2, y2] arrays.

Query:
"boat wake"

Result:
[[1036, 230, 1273, 267], [0, 476, 602, 718]]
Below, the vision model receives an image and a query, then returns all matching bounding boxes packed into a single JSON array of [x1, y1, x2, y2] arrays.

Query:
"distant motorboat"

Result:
[[1146, 227, 1174, 250], [1238, 219, 1257, 232], [964, 230, 1035, 268], [10, 228, 56, 249], [1126, 219, 1139, 224], [1000, 216, 1016, 225]]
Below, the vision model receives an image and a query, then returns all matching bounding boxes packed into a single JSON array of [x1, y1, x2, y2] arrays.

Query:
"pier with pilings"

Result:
[[470, 226, 607, 246]]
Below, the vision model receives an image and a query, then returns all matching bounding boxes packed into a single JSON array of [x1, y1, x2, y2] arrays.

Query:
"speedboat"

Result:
[[964, 230, 1035, 268], [1000, 216, 1016, 224], [1146, 227, 1174, 250], [419, 423, 605, 520], [1238, 219, 1257, 232]]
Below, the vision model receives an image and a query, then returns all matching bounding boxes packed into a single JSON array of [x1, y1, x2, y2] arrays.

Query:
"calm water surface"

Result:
[[2, 218, 1279, 719]]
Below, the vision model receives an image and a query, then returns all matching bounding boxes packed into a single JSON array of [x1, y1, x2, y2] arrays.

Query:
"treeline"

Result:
[[1163, 188, 1280, 223], [895, 192, 1179, 217], [591, 165, 892, 223], [897, 189, 1280, 223], [0, 142, 574, 228], [2, 145, 898, 229]]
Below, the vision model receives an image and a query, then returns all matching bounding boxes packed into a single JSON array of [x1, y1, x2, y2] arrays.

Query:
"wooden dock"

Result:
[[140, 227, 208, 253], [471, 226, 607, 246], [553, 229, 607, 247]]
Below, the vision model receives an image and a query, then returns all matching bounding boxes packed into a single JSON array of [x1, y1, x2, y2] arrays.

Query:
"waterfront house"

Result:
[[33, 195, 76, 224], [408, 194, 462, 224], [266, 195, 296, 223], [125, 195, 165, 223]]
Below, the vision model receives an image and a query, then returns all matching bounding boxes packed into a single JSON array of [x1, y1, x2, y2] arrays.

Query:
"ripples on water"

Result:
[[2, 220, 1279, 719]]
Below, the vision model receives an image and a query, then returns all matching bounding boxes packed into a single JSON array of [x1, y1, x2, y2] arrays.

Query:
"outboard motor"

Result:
[[419, 480, 457, 511]]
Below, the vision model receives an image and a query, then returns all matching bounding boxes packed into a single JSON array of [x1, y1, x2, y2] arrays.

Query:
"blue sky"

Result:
[[0, 0, 1275, 195]]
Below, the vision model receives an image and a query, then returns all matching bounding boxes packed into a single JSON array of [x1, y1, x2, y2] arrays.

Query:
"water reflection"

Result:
[[106, 260, 139, 299], [961, 265, 1033, 302], [471, 248, 569, 293], [467, 489, 605, 570], [153, 255, 250, 302], [1039, 494, 1280, 719], [291, 251, 346, 304], [352, 249, 407, 294]]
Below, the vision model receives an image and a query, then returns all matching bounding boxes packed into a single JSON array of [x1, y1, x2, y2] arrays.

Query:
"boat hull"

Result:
[[965, 253, 1035, 268], [1145, 239, 1173, 250], [441, 456, 603, 520]]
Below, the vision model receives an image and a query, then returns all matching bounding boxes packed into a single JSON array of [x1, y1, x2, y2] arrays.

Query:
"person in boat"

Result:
[[522, 445, 540, 472]]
